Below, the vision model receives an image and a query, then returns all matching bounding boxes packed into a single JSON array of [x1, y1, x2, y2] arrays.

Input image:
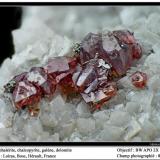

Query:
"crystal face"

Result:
[[81, 82, 117, 111], [44, 56, 78, 98], [132, 43, 142, 59], [25, 67, 56, 99], [13, 81, 41, 110], [58, 73, 78, 99], [44, 57, 70, 76], [131, 71, 147, 89], [76, 65, 97, 92]]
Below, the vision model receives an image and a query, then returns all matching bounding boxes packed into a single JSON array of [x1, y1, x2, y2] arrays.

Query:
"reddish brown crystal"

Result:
[[67, 56, 78, 70], [13, 81, 41, 110], [58, 73, 78, 98], [131, 71, 147, 89], [81, 82, 117, 111], [76, 65, 97, 92], [44, 56, 78, 84], [80, 30, 142, 77], [102, 82, 117, 99], [25, 67, 56, 100], [44, 57, 70, 77], [44, 56, 79, 99], [132, 43, 142, 59]]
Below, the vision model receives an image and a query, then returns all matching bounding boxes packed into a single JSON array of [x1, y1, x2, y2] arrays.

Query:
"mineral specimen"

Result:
[[4, 29, 143, 115]]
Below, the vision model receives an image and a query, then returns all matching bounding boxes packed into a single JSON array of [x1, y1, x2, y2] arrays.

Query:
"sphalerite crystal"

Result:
[[25, 67, 56, 100], [131, 71, 147, 89], [79, 30, 142, 77], [13, 81, 41, 110]]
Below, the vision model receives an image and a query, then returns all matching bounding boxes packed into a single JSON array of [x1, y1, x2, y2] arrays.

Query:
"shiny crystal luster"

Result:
[[25, 67, 56, 100], [80, 30, 142, 77], [81, 82, 117, 111], [13, 81, 41, 110]]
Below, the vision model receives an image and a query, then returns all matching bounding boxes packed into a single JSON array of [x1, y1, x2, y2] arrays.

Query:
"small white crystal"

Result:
[[139, 119, 157, 141], [0, 123, 5, 128], [98, 125, 124, 141], [125, 102, 140, 115], [0, 128, 12, 140], [109, 110, 131, 127], [0, 58, 17, 87], [138, 113, 150, 124], [124, 118, 141, 141], [126, 91, 153, 113], [146, 13, 160, 35], [24, 118, 43, 140], [0, 99, 14, 128], [76, 118, 95, 135], [40, 112, 58, 128], [148, 75, 160, 92], [50, 95, 65, 111], [93, 110, 110, 129], [76, 101, 91, 117], [59, 122, 75, 139], [113, 103, 125, 110]]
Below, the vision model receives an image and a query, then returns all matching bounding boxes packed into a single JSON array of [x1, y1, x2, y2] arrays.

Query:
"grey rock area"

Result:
[[0, 6, 160, 142]]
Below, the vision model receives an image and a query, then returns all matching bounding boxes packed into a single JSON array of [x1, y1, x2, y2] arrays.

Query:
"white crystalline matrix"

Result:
[[0, 6, 160, 142]]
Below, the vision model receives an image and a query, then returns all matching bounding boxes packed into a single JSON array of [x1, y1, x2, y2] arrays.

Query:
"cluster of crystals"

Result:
[[74, 53, 117, 111], [4, 30, 144, 115], [4, 56, 78, 116], [79, 30, 142, 77]]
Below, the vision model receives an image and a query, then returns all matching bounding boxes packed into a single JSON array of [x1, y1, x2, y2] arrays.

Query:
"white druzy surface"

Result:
[[0, 6, 160, 142]]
